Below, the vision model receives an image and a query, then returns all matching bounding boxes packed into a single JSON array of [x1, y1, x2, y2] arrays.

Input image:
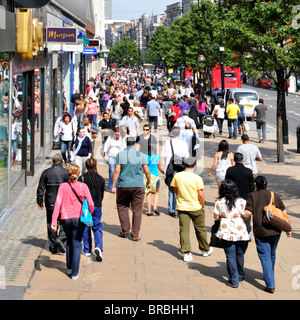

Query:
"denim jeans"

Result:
[[227, 118, 238, 137], [61, 218, 85, 277], [107, 156, 119, 191], [82, 207, 103, 253], [61, 140, 72, 163], [216, 118, 224, 133], [255, 234, 280, 288], [88, 114, 97, 126], [223, 240, 248, 287], [168, 186, 177, 214], [256, 120, 267, 141]]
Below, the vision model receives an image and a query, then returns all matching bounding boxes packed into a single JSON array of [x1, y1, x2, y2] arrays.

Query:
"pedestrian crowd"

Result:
[[36, 66, 291, 294]]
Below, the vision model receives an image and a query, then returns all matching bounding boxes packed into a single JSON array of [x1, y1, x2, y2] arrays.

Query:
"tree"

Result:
[[108, 37, 138, 66], [145, 26, 171, 64], [220, 0, 300, 162]]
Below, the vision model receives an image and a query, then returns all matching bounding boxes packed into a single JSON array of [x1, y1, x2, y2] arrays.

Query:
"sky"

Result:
[[112, 0, 172, 21]]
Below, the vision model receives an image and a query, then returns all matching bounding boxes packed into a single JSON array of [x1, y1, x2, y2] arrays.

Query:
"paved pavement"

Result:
[[0, 119, 300, 301]]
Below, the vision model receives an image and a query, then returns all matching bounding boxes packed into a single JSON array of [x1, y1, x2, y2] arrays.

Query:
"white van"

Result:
[[223, 88, 259, 120]]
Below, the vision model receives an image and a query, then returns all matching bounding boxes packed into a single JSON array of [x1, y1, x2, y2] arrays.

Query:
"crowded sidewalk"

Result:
[[0, 119, 299, 300]]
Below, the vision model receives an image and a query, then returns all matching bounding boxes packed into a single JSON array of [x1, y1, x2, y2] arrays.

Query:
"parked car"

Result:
[[222, 88, 259, 120]]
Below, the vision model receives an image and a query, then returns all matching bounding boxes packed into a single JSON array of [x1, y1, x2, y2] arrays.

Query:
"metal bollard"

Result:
[[297, 125, 300, 153]]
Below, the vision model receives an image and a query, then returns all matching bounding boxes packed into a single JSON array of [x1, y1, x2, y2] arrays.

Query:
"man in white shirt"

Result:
[[185, 84, 194, 97], [174, 110, 197, 134], [236, 134, 263, 176], [161, 127, 190, 217], [120, 107, 140, 137]]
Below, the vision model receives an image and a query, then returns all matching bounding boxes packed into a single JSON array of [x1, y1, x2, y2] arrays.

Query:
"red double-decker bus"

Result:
[[212, 64, 241, 92]]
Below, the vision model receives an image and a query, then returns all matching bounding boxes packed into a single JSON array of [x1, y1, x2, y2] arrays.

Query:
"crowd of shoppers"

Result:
[[34, 65, 290, 295]]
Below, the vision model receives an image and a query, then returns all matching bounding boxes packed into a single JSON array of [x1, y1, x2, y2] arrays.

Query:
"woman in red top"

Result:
[[86, 97, 99, 126], [51, 165, 94, 280], [168, 100, 181, 132]]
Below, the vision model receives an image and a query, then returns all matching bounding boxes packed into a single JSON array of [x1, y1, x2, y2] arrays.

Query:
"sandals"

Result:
[[152, 209, 160, 216], [118, 231, 128, 238], [132, 236, 140, 241], [147, 209, 160, 216]]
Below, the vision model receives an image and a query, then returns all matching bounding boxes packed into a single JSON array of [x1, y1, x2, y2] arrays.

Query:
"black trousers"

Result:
[[46, 209, 67, 253], [149, 116, 158, 130]]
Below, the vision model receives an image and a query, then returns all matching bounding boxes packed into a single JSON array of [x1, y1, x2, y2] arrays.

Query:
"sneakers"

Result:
[[183, 252, 193, 262], [72, 275, 79, 280], [95, 247, 103, 262], [202, 247, 213, 257], [83, 252, 91, 257]]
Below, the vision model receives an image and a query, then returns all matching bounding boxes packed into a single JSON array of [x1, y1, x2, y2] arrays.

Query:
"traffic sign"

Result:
[[83, 47, 97, 55]]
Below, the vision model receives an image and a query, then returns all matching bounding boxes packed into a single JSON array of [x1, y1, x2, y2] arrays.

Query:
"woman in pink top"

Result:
[[51, 165, 94, 280], [198, 97, 207, 127], [34, 97, 40, 130], [86, 97, 99, 126]]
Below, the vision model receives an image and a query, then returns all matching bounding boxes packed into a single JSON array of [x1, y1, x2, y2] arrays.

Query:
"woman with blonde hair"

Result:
[[51, 165, 94, 280]]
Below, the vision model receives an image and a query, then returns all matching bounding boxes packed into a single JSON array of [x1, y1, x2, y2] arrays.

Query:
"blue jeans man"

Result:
[[168, 186, 178, 217], [227, 118, 238, 138]]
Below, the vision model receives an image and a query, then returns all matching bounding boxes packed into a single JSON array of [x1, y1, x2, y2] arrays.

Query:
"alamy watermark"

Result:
[[292, 265, 300, 291], [292, 5, 300, 29]]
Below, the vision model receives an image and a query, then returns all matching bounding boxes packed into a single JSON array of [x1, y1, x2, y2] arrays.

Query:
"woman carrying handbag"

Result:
[[51, 165, 94, 280]]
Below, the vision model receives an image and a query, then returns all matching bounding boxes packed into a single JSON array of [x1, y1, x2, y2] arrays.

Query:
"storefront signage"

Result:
[[46, 27, 77, 43], [83, 48, 97, 55], [62, 44, 83, 52]]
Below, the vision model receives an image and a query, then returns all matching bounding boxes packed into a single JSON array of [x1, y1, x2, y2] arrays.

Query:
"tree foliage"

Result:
[[220, 0, 300, 162], [108, 37, 138, 65]]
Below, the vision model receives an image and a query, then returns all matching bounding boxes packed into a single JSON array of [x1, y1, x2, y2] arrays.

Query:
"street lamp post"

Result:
[[198, 46, 206, 99], [220, 41, 225, 97], [219, 0, 225, 97]]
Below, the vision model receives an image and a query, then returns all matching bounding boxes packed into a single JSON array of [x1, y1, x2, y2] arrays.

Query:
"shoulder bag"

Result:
[[209, 220, 226, 248], [263, 191, 291, 232], [68, 182, 93, 227], [164, 140, 186, 186]]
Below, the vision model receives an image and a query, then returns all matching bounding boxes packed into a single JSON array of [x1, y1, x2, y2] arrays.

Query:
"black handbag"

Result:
[[52, 134, 61, 150], [164, 140, 185, 186], [209, 220, 225, 248]]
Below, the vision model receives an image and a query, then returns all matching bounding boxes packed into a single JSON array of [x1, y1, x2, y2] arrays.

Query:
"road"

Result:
[[242, 84, 300, 138]]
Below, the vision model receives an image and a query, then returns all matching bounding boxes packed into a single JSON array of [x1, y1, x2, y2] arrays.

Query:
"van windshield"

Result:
[[234, 92, 258, 101]]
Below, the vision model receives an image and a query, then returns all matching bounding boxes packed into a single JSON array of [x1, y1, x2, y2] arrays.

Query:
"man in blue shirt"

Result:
[[146, 95, 161, 132], [111, 137, 151, 241], [135, 85, 144, 101]]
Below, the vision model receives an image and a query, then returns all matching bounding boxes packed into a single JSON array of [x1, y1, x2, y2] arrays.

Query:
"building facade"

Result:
[[0, 0, 98, 224]]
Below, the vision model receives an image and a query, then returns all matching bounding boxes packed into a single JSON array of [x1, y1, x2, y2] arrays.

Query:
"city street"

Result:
[[243, 84, 300, 138], [0, 121, 300, 301]]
